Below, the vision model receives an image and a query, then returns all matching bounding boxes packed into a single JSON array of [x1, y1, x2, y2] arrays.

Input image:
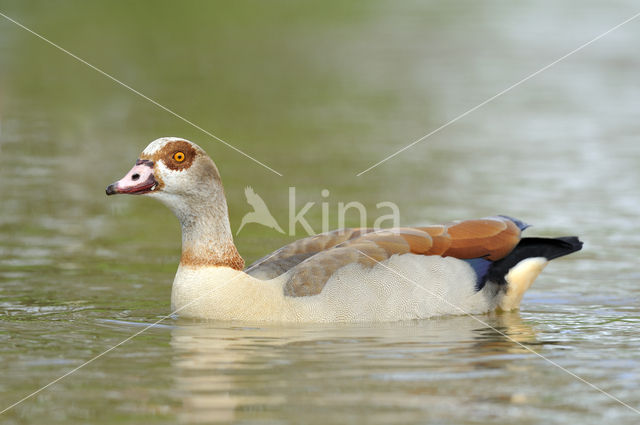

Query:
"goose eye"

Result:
[[173, 151, 185, 162]]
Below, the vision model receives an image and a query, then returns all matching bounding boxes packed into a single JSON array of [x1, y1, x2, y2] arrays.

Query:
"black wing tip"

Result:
[[515, 236, 583, 261], [552, 236, 584, 257], [555, 236, 583, 249], [481, 236, 583, 289]]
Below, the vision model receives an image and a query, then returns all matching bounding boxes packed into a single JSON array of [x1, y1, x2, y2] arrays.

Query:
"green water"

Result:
[[1, 1, 640, 424]]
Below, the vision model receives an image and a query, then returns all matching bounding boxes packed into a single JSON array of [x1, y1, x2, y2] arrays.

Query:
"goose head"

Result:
[[106, 137, 225, 216], [106, 137, 243, 269]]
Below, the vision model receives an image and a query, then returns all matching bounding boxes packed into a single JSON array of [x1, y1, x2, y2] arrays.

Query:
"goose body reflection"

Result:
[[170, 313, 539, 423]]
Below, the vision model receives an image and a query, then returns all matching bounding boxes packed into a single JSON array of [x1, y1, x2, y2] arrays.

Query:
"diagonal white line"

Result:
[[357, 10, 640, 176], [0, 250, 281, 416], [0, 11, 283, 177], [354, 249, 640, 416]]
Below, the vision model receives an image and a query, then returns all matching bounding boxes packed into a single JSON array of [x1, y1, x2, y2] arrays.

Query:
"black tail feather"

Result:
[[486, 237, 583, 285]]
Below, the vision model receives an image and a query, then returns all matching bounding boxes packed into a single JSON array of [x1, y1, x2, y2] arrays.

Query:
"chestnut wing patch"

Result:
[[279, 216, 523, 297]]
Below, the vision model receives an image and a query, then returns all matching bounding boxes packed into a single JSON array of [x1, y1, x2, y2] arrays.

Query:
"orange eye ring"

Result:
[[173, 151, 185, 162]]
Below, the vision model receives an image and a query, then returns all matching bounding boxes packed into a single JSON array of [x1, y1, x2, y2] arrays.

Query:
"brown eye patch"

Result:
[[152, 141, 197, 171]]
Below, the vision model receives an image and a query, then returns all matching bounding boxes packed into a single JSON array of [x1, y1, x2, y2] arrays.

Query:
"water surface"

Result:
[[1, 1, 640, 424]]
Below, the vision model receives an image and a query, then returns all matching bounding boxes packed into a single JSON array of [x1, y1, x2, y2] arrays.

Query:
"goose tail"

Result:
[[488, 236, 583, 311]]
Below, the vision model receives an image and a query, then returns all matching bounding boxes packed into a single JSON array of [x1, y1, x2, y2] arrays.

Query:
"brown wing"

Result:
[[424, 217, 522, 261], [246, 228, 376, 279], [279, 216, 524, 297]]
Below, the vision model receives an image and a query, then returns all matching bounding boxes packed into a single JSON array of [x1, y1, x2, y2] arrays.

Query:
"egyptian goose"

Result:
[[106, 137, 582, 322]]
